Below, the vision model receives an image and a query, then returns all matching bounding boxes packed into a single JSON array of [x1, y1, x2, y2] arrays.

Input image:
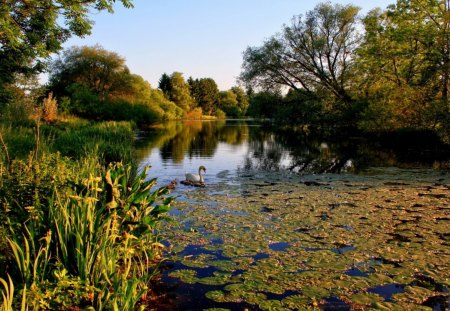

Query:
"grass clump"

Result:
[[0, 111, 173, 309]]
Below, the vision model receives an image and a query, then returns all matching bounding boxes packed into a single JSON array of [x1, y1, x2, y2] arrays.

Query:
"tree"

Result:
[[168, 72, 193, 112], [247, 91, 283, 119], [230, 86, 249, 116], [49, 45, 129, 100], [356, 0, 449, 130], [197, 78, 219, 115], [0, 0, 133, 104], [218, 91, 239, 117], [240, 2, 361, 105], [158, 73, 172, 99]]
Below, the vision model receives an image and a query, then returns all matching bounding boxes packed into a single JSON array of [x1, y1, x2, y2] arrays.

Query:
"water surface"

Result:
[[136, 120, 450, 310]]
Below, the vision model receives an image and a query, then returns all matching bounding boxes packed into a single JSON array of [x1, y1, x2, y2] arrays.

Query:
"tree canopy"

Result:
[[240, 2, 361, 104], [0, 0, 133, 103], [49, 45, 129, 100]]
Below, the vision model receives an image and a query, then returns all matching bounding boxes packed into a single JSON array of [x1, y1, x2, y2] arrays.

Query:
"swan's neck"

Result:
[[198, 168, 204, 182]]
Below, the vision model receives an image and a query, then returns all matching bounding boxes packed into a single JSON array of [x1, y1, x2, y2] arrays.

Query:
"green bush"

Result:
[[0, 155, 173, 310]]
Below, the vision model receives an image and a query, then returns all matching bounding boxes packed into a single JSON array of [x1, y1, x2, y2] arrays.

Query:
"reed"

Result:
[[0, 119, 173, 309]]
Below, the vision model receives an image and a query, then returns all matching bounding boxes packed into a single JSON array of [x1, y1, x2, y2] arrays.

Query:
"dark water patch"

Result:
[[345, 267, 368, 277], [368, 283, 405, 301], [295, 227, 313, 233], [321, 296, 351, 311], [261, 206, 276, 213], [331, 244, 355, 254], [254, 253, 270, 260], [422, 295, 449, 311], [269, 242, 290, 251], [303, 181, 329, 186], [434, 216, 450, 221], [384, 181, 410, 186], [265, 290, 302, 300], [179, 244, 229, 261], [387, 233, 412, 243], [414, 273, 449, 292], [231, 269, 246, 277], [418, 193, 447, 199], [211, 238, 224, 245]]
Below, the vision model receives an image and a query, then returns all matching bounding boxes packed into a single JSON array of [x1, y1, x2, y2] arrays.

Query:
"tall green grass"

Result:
[[0, 119, 173, 309]]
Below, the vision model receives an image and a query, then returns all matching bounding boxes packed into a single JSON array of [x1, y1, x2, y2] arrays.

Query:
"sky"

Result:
[[59, 0, 395, 90]]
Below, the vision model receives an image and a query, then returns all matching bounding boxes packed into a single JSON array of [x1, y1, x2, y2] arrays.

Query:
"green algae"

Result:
[[164, 169, 450, 309]]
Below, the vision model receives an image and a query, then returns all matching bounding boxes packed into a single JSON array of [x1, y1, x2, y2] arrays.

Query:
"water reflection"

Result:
[[135, 120, 447, 178]]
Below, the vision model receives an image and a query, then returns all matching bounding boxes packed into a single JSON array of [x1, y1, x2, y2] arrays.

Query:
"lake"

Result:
[[136, 120, 449, 310]]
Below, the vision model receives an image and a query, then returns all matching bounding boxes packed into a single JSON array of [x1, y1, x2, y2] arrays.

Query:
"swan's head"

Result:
[[199, 165, 206, 173]]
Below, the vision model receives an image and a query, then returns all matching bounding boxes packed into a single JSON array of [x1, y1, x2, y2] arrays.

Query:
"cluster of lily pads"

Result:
[[163, 169, 449, 310]]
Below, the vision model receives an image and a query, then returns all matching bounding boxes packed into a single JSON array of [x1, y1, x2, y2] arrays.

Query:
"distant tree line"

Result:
[[241, 1, 449, 137], [158, 72, 249, 118], [0, 0, 448, 138]]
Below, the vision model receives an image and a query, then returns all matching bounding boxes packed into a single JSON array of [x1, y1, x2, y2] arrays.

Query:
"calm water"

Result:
[[135, 120, 449, 310], [136, 119, 447, 184]]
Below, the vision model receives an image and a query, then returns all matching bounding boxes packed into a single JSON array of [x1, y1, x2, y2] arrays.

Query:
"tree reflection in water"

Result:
[[135, 120, 447, 174]]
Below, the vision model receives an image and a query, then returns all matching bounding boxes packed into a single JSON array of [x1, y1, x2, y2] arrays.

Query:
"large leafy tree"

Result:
[[168, 72, 193, 112], [0, 0, 133, 103], [240, 2, 361, 104], [49, 45, 129, 100], [196, 78, 219, 115], [230, 86, 249, 116], [356, 0, 449, 130]]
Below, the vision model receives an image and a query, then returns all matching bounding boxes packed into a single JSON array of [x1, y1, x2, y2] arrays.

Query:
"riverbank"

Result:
[[0, 118, 174, 310]]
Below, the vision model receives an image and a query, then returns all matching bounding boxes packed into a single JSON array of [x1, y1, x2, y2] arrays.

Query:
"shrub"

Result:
[[0, 155, 173, 310], [42, 93, 58, 123]]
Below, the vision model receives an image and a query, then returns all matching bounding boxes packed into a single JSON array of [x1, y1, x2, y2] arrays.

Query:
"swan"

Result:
[[185, 166, 206, 184]]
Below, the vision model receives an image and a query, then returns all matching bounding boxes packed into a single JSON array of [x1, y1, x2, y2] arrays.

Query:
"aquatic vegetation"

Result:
[[163, 169, 450, 310]]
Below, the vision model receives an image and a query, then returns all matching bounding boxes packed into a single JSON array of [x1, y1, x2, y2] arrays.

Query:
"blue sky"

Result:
[[61, 0, 395, 90]]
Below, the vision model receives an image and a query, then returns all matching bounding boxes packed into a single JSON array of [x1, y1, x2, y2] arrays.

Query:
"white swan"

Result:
[[185, 166, 206, 183]]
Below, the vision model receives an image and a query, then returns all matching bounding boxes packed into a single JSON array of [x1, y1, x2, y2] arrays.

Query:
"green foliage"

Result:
[[158, 73, 172, 99], [276, 89, 323, 125], [149, 89, 184, 120], [49, 45, 129, 100], [0, 0, 134, 106], [195, 78, 220, 115], [355, 0, 449, 131], [47, 46, 178, 124], [167, 72, 194, 112], [240, 2, 360, 104], [218, 91, 239, 117], [0, 154, 173, 310], [230, 87, 249, 116], [247, 91, 283, 119]]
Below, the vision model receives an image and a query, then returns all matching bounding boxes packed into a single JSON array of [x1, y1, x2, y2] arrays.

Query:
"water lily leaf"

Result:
[[205, 290, 226, 303], [198, 272, 232, 286], [168, 269, 198, 284], [211, 260, 238, 272], [281, 295, 311, 309], [372, 302, 407, 311], [258, 299, 284, 311], [351, 292, 384, 305], [301, 285, 330, 299]]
